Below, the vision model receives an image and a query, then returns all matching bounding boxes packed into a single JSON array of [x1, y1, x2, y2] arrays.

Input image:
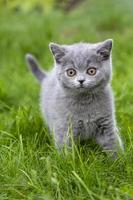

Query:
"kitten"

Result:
[[26, 39, 123, 156]]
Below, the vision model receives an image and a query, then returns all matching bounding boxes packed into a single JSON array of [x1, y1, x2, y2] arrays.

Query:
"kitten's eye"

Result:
[[87, 68, 97, 76], [66, 68, 76, 77]]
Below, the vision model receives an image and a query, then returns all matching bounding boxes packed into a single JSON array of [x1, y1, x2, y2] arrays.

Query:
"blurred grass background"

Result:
[[0, 0, 133, 199]]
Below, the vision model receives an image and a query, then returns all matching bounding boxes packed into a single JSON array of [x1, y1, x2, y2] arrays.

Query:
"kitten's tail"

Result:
[[25, 54, 46, 83]]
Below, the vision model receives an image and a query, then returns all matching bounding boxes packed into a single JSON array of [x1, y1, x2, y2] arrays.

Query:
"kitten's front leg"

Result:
[[95, 118, 123, 159], [53, 125, 70, 150]]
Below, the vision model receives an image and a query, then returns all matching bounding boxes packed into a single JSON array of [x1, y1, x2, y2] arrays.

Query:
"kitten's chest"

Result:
[[66, 96, 98, 139], [67, 95, 98, 118]]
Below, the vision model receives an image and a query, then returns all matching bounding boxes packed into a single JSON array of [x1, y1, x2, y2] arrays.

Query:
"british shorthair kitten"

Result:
[[26, 39, 123, 156]]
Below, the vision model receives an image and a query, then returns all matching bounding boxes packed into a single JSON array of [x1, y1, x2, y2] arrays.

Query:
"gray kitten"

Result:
[[26, 39, 123, 155]]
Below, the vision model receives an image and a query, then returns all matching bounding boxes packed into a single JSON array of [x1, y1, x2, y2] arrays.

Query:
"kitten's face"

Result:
[[49, 40, 112, 93]]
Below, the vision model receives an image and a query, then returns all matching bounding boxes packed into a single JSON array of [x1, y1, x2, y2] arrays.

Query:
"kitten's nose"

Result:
[[78, 79, 85, 84]]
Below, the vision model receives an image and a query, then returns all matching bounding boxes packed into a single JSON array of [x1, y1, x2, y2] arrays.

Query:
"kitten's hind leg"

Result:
[[95, 119, 123, 159]]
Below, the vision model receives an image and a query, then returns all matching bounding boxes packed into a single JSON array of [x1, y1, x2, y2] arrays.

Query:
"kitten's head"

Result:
[[49, 39, 113, 93]]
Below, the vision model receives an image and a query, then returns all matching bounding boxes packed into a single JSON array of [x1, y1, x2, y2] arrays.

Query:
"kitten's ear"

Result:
[[49, 43, 66, 64], [97, 39, 113, 61]]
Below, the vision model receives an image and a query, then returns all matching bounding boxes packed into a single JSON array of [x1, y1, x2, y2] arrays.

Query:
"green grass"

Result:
[[0, 0, 133, 199]]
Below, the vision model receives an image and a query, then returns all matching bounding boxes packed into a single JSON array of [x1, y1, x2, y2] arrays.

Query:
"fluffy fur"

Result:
[[26, 39, 123, 156]]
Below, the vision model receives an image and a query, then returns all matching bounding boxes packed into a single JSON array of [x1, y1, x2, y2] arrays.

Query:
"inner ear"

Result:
[[96, 39, 113, 61], [49, 43, 66, 64]]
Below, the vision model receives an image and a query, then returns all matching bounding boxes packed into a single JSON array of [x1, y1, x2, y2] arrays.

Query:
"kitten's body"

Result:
[[41, 72, 115, 145], [26, 40, 123, 154]]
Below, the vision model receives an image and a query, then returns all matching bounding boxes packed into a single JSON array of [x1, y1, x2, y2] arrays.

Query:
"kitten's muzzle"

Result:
[[77, 79, 85, 88], [77, 75, 85, 85]]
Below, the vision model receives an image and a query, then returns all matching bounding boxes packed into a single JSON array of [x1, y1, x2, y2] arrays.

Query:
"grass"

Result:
[[0, 0, 133, 199]]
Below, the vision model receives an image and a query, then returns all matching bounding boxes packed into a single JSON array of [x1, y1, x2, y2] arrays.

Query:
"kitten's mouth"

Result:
[[77, 84, 86, 89], [80, 85, 84, 88], [79, 83, 86, 88], [76, 85, 84, 89]]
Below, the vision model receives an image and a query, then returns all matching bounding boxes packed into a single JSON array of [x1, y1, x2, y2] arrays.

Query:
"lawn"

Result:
[[0, 0, 133, 199]]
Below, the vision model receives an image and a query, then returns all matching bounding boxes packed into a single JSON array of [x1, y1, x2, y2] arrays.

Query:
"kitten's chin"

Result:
[[61, 83, 88, 93], [75, 84, 91, 90], [73, 85, 91, 93]]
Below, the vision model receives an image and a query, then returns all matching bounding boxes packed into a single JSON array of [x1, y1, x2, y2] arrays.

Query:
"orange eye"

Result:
[[87, 68, 97, 76], [66, 68, 76, 77]]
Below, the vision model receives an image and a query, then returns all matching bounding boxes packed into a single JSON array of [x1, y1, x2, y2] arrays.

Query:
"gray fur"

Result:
[[26, 39, 123, 155]]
